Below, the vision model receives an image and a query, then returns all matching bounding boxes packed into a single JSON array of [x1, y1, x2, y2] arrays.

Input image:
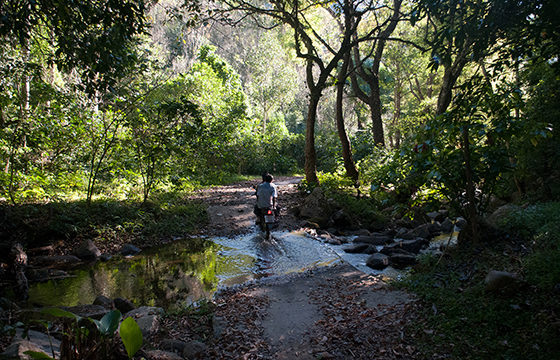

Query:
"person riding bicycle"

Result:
[[255, 174, 278, 221]]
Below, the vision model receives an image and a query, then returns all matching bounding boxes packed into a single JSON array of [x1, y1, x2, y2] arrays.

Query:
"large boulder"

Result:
[[93, 295, 115, 310], [487, 205, 521, 229], [485, 270, 527, 296], [343, 244, 377, 254], [73, 240, 101, 259], [114, 297, 135, 314], [366, 253, 390, 270], [62, 304, 110, 320], [390, 253, 417, 269], [299, 187, 332, 220], [125, 306, 164, 339]]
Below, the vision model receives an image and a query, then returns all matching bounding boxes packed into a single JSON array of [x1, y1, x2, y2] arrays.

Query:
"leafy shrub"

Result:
[[500, 202, 560, 290], [500, 202, 560, 235], [0, 198, 207, 247], [25, 309, 142, 360]]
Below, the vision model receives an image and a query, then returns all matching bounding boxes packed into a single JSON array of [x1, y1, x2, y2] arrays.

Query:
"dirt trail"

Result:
[[189, 177, 417, 359]]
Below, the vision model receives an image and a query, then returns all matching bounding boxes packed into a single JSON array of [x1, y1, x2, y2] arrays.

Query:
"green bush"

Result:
[[0, 198, 207, 248], [524, 222, 560, 291]]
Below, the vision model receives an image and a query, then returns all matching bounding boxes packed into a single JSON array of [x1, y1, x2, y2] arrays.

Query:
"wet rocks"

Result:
[[389, 253, 418, 269], [351, 236, 429, 270], [366, 253, 390, 270], [93, 295, 115, 309], [114, 297, 136, 314], [354, 234, 392, 246], [121, 244, 141, 256], [343, 244, 372, 253], [381, 239, 428, 255]]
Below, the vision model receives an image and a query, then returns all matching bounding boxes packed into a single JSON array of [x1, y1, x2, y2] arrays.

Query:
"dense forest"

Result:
[[1, 0, 560, 358], [0, 0, 558, 210]]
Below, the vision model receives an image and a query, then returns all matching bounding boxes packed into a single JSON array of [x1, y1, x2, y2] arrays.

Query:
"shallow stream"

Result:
[[27, 228, 455, 311]]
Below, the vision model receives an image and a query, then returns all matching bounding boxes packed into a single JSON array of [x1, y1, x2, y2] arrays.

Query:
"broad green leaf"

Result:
[[23, 351, 55, 359], [120, 317, 143, 359], [99, 310, 122, 336]]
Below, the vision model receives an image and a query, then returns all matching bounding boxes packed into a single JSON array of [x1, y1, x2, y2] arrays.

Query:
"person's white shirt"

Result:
[[257, 181, 277, 209]]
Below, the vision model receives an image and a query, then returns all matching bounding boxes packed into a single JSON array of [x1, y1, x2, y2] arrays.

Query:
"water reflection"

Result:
[[27, 230, 342, 310], [28, 238, 220, 311]]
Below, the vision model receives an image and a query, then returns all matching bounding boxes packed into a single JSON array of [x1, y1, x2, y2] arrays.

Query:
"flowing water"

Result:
[[27, 227, 415, 311]]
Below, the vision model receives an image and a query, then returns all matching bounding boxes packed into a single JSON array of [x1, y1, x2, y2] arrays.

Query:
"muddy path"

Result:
[[189, 177, 304, 237], [177, 177, 418, 359]]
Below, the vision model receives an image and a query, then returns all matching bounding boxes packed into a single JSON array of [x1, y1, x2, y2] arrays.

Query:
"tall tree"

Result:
[[0, 0, 149, 95], [213, 0, 392, 184], [414, 0, 553, 242], [349, 0, 403, 147]]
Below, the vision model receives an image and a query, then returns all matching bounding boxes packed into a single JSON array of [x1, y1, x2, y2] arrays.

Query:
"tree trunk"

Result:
[[368, 80, 385, 147], [391, 64, 402, 149], [462, 125, 479, 243], [336, 52, 359, 181], [304, 92, 320, 184]]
